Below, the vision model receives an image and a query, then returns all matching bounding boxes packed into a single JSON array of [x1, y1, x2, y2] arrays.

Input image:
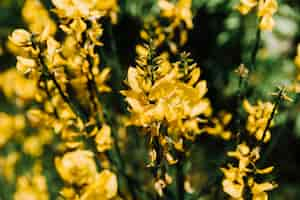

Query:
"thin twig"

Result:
[[37, 51, 89, 123], [250, 27, 261, 72], [176, 154, 185, 200], [259, 89, 283, 146]]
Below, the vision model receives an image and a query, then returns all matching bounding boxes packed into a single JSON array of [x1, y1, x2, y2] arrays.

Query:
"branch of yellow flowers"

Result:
[[236, 0, 278, 70], [234, 0, 278, 137], [40, 77, 59, 119], [34, 40, 89, 124], [84, 41, 142, 199], [235, 64, 249, 143], [90, 24, 141, 199], [234, 20, 263, 142], [84, 55, 142, 199], [85, 52, 136, 199], [84, 41, 142, 200], [16, 29, 138, 199], [258, 86, 292, 164], [259, 86, 292, 146]]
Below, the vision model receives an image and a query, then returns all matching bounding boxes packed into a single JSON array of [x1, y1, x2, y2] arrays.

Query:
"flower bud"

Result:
[[16, 56, 37, 74], [9, 29, 32, 46]]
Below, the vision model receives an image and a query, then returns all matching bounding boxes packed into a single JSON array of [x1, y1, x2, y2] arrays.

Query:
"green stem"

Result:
[[176, 156, 184, 200], [259, 127, 283, 165], [113, 128, 139, 200], [235, 75, 244, 143], [194, 175, 221, 199], [259, 89, 283, 146], [37, 52, 89, 123], [42, 77, 59, 118], [250, 27, 261, 72]]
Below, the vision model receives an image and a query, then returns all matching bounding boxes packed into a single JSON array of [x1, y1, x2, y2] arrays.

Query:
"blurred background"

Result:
[[0, 0, 300, 199]]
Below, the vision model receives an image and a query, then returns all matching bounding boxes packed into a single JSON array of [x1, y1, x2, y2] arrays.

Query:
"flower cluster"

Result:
[[52, 0, 118, 24], [8, 0, 114, 148], [0, 0, 290, 199], [0, 152, 19, 183], [243, 99, 275, 143], [56, 150, 118, 200], [235, 0, 278, 31], [0, 69, 37, 106], [0, 112, 25, 148], [221, 143, 277, 200], [5, 0, 121, 198], [22, 0, 57, 36], [122, 48, 211, 159], [140, 0, 193, 54], [122, 42, 212, 194], [204, 111, 233, 140], [13, 163, 49, 200]]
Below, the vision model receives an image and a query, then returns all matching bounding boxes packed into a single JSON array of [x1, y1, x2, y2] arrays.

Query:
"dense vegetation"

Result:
[[0, 0, 300, 199]]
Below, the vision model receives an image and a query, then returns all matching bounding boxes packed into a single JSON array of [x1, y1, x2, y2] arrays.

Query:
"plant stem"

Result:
[[259, 127, 283, 165], [235, 75, 244, 143], [176, 156, 184, 200], [39, 58, 89, 123], [250, 27, 261, 72], [259, 89, 283, 146]]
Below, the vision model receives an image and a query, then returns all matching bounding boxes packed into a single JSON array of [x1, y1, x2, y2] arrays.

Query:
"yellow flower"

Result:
[[95, 68, 112, 93], [95, 124, 113, 152], [259, 14, 275, 31], [294, 44, 300, 68], [9, 29, 32, 46], [221, 143, 277, 199], [243, 99, 274, 143], [96, 0, 119, 24], [248, 178, 278, 200], [22, 0, 57, 36], [227, 143, 260, 170], [123, 63, 210, 128], [0, 69, 37, 105], [221, 165, 246, 199], [45, 37, 61, 63], [14, 168, 49, 200], [23, 135, 44, 157], [16, 56, 38, 74], [235, 0, 278, 31], [122, 49, 211, 156], [257, 0, 278, 17], [60, 187, 80, 200], [0, 113, 25, 148], [80, 170, 118, 200], [222, 179, 244, 199], [0, 152, 20, 182], [258, 0, 278, 31], [158, 0, 193, 29], [205, 111, 232, 140], [154, 179, 167, 197], [52, 0, 118, 21], [55, 150, 97, 186], [26, 109, 53, 127], [140, 0, 193, 53], [235, 0, 257, 15]]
